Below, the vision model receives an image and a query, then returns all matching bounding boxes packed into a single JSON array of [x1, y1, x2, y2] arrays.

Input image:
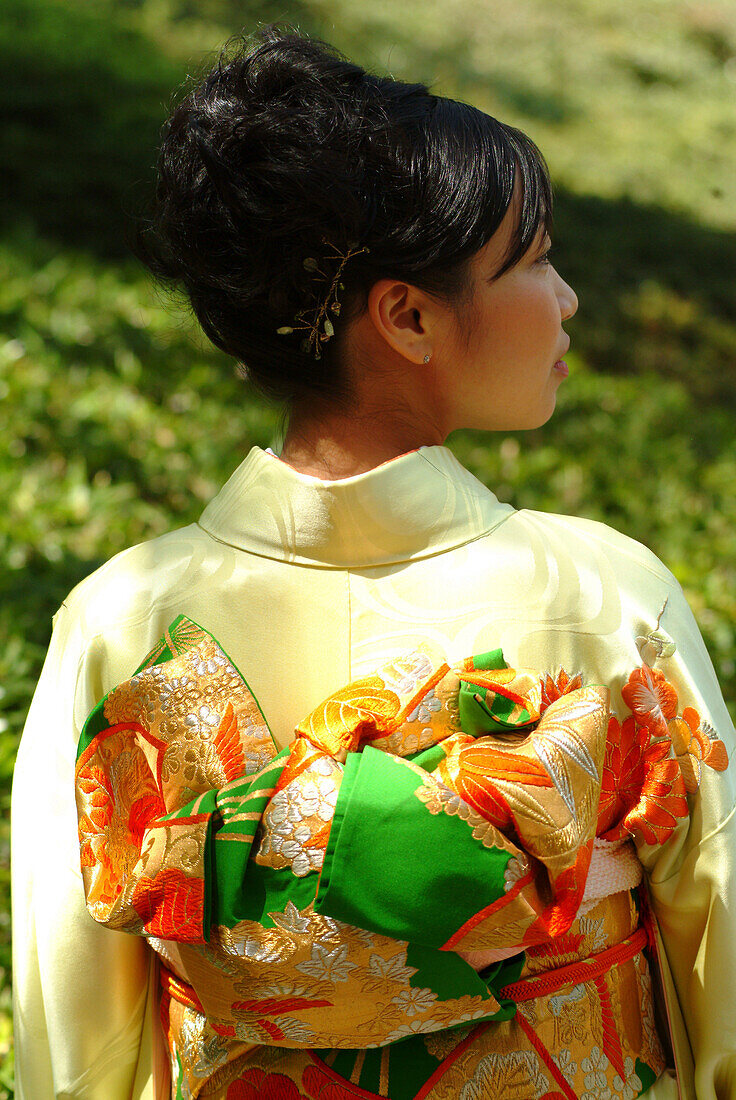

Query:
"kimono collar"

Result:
[[197, 444, 515, 568]]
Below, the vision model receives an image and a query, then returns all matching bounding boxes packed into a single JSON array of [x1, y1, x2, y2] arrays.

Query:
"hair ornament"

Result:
[[277, 238, 369, 359]]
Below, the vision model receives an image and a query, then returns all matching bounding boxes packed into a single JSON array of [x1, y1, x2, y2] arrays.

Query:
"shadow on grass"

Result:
[[2, 0, 734, 409]]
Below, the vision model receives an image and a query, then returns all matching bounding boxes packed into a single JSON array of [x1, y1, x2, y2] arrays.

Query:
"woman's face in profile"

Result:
[[440, 195, 579, 435]]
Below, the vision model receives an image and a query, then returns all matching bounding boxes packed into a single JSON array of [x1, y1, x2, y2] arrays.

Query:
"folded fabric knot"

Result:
[[294, 647, 546, 763], [456, 651, 542, 736], [73, 614, 719, 1098]]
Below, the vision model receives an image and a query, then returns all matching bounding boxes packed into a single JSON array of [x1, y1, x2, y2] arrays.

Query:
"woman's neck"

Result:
[[279, 401, 446, 480]]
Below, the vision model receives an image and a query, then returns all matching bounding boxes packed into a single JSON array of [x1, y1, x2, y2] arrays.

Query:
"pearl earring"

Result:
[[423, 353, 431, 363]]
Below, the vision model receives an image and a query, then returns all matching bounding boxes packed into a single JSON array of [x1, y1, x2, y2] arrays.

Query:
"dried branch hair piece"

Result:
[[277, 239, 369, 359]]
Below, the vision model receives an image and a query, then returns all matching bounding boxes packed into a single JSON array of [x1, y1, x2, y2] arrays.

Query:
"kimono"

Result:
[[11, 444, 736, 1099]]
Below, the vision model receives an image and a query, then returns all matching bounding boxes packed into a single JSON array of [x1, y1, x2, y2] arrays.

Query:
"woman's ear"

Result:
[[366, 279, 436, 365]]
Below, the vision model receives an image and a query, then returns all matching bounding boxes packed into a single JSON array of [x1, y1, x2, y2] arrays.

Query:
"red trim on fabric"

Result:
[[148, 813, 212, 828], [76, 722, 168, 795], [232, 996, 333, 1015], [516, 1013, 577, 1100], [276, 739, 323, 792], [462, 678, 530, 711], [393, 663, 451, 728], [305, 1052, 388, 1098], [76, 721, 150, 770], [159, 963, 205, 1014], [414, 1022, 491, 1099], [499, 925, 648, 1002], [594, 975, 625, 1078], [441, 869, 534, 950], [268, 447, 422, 479]]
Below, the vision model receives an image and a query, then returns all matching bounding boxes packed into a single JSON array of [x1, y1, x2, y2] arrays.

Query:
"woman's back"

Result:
[[14, 442, 736, 1096], [12, 23, 736, 1099]]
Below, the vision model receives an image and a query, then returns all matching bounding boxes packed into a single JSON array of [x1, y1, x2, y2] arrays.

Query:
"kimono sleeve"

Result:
[[634, 577, 736, 1099], [11, 602, 155, 1100]]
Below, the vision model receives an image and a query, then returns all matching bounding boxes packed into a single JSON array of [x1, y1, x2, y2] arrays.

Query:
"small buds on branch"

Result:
[[276, 239, 369, 360]]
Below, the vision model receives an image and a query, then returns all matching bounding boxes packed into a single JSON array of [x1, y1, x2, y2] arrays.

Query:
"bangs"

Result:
[[494, 126, 554, 279], [425, 101, 554, 283]]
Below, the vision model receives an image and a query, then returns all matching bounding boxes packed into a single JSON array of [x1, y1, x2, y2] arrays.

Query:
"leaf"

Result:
[[303, 257, 318, 272], [536, 721, 599, 779], [276, 326, 293, 335], [323, 317, 334, 338], [533, 739, 577, 818]]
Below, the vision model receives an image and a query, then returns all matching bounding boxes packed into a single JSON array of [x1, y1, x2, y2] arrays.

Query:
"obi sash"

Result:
[[74, 616, 728, 1099]]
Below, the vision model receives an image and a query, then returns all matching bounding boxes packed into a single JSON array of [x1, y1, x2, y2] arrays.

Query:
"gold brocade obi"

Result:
[[74, 616, 728, 1099], [167, 892, 661, 1100]]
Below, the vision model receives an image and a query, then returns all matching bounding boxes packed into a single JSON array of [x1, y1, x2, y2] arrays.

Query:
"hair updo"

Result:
[[132, 25, 553, 406]]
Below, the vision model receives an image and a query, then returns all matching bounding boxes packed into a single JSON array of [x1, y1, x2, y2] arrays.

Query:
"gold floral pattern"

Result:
[[75, 617, 730, 1098]]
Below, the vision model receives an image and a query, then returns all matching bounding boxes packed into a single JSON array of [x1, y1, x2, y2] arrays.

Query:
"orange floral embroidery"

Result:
[[127, 793, 166, 849], [621, 666, 678, 736], [540, 669, 584, 711], [131, 868, 205, 943], [76, 763, 121, 908], [450, 741, 552, 831], [598, 715, 688, 845], [621, 756, 688, 847], [667, 706, 729, 793], [77, 763, 115, 853]]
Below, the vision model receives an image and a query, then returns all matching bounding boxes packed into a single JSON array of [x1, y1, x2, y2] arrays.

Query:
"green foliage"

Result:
[[1, 0, 735, 1092], [0, 0, 186, 257]]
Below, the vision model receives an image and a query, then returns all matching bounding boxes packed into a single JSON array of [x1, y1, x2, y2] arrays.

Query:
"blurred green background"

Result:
[[1, 0, 735, 1091]]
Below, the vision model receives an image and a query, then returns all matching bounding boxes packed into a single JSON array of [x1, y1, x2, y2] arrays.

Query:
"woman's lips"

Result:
[[553, 359, 569, 376]]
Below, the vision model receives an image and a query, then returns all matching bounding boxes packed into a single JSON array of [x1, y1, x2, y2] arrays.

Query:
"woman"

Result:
[[11, 25, 736, 1100]]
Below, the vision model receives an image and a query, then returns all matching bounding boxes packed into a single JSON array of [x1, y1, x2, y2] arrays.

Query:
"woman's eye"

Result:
[[538, 249, 552, 265]]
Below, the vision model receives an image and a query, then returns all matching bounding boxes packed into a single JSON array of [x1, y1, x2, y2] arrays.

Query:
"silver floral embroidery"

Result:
[[459, 1049, 548, 1100], [188, 650, 229, 678], [294, 943, 357, 983], [390, 986, 438, 1016], [381, 652, 434, 697], [367, 953, 417, 985], [503, 854, 530, 891], [406, 687, 442, 724], [268, 900, 311, 936], [553, 1048, 579, 1084], [415, 776, 506, 850], [183, 704, 220, 742], [581, 1045, 611, 1100], [550, 983, 586, 1017], [258, 762, 340, 876], [613, 1056, 643, 1100]]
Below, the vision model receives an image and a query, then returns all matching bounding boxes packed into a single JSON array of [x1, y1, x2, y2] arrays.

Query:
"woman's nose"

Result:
[[557, 273, 578, 322]]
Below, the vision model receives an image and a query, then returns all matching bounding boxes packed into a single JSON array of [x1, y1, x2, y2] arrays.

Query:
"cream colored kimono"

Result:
[[11, 444, 736, 1099]]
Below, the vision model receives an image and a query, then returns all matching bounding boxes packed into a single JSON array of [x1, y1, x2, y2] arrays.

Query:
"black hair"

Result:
[[132, 25, 553, 406]]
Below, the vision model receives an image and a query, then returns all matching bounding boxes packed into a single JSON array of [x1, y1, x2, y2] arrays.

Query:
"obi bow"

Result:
[[74, 614, 723, 1056]]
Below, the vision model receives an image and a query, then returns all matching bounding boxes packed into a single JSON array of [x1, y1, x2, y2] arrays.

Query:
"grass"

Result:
[[1, 0, 735, 1092]]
